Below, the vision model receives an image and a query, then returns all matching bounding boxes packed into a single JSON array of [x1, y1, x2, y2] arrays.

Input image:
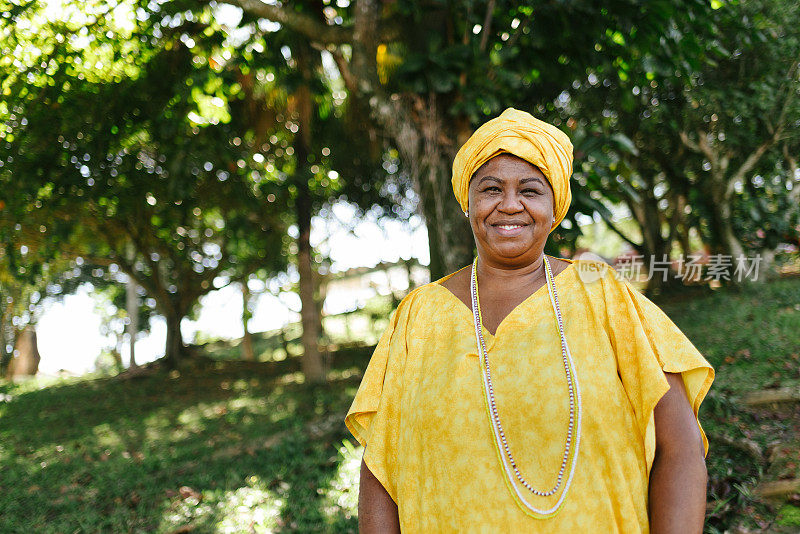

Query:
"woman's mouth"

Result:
[[492, 223, 527, 237]]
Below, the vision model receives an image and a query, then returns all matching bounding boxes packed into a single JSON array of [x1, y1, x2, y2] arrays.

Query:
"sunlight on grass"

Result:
[[322, 440, 361, 522], [159, 475, 283, 533], [0, 375, 75, 396], [91, 423, 126, 448]]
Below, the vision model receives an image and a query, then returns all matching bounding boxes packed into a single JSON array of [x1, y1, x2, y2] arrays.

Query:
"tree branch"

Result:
[[770, 59, 800, 140], [478, 0, 496, 52], [784, 143, 800, 208], [506, 14, 530, 49], [220, 0, 352, 45], [728, 59, 799, 192], [729, 140, 772, 187], [696, 130, 719, 167], [329, 47, 358, 94], [596, 210, 643, 253], [679, 131, 703, 156]]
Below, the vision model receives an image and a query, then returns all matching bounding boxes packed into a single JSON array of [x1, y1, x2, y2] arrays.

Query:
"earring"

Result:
[[464, 210, 469, 218]]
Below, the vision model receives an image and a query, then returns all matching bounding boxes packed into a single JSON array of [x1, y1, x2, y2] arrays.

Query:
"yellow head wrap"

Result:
[[451, 108, 574, 232]]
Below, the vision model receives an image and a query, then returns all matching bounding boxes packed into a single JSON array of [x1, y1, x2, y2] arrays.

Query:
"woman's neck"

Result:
[[476, 253, 548, 289]]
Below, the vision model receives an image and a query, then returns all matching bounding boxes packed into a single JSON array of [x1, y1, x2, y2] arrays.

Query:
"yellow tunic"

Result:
[[345, 258, 714, 532]]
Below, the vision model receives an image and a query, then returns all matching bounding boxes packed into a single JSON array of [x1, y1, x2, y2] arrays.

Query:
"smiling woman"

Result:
[[345, 108, 714, 533], [469, 155, 554, 264], [449, 154, 569, 336]]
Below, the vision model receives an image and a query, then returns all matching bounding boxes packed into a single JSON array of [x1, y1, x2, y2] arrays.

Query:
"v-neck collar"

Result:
[[431, 258, 576, 341]]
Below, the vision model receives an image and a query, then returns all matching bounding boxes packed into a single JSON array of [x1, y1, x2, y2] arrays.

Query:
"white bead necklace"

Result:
[[470, 255, 582, 517]]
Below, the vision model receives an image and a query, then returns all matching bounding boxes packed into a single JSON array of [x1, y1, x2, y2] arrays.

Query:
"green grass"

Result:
[[0, 354, 370, 533], [777, 504, 800, 528], [0, 278, 798, 532], [660, 277, 800, 395], [657, 277, 800, 532]]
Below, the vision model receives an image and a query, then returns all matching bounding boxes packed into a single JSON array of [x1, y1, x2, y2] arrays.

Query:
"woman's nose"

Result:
[[497, 191, 524, 213]]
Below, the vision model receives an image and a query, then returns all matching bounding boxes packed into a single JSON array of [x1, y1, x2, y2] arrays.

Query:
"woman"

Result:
[[345, 108, 714, 532]]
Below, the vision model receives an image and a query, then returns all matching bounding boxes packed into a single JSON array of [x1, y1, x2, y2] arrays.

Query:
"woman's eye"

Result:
[[522, 189, 541, 195], [482, 186, 501, 192]]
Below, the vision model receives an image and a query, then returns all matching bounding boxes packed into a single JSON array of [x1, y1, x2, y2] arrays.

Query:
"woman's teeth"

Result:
[[498, 225, 522, 230]]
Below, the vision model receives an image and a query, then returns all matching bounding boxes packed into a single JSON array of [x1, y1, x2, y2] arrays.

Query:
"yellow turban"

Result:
[[451, 108, 574, 232]]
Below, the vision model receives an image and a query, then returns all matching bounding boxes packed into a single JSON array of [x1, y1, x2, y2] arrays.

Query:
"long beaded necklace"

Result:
[[470, 255, 582, 517]]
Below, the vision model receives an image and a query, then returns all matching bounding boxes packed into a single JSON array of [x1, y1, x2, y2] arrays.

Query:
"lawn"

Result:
[[0, 354, 369, 533], [659, 277, 800, 532], [1, 278, 798, 533]]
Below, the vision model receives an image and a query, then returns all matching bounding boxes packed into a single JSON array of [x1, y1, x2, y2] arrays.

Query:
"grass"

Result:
[[658, 277, 800, 532], [661, 278, 800, 395], [0, 351, 371, 533], [0, 278, 798, 532]]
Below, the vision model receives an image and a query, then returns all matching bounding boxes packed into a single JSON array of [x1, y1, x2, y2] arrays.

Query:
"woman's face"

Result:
[[467, 153, 555, 267]]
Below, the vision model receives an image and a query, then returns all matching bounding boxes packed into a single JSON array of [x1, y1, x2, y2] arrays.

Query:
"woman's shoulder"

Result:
[[393, 276, 458, 311]]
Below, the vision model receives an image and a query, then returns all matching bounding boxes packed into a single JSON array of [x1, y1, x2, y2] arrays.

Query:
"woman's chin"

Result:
[[488, 242, 538, 261]]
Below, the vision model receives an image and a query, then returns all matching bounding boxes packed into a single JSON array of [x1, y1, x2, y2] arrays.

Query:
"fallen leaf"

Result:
[[179, 486, 201, 501]]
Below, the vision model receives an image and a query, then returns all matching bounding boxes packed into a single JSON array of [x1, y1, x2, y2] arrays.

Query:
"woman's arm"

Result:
[[358, 457, 400, 533], [649, 372, 708, 533]]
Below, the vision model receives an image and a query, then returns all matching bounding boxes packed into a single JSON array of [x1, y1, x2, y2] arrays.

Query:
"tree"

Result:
[[2, 0, 401, 379], [0, 241, 75, 376], [676, 0, 800, 260], [0, 240, 121, 376], [92, 279, 152, 373], [219, 6, 406, 382], [562, 0, 800, 289], [1, 1, 288, 367], [0, 255, 49, 377], [223, 0, 721, 279]]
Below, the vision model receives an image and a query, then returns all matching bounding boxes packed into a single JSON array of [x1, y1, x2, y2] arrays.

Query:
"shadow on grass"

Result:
[[0, 351, 371, 533]]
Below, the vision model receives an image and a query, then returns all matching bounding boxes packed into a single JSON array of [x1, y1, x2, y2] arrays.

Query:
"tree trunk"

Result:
[[677, 221, 692, 260], [385, 96, 473, 279], [716, 180, 745, 259], [163, 309, 184, 369], [6, 326, 40, 379], [296, 190, 325, 384], [240, 282, 255, 361], [126, 275, 139, 369], [293, 71, 326, 385], [418, 154, 474, 279], [0, 309, 11, 375], [112, 332, 124, 372], [331, 0, 475, 279], [625, 190, 673, 294], [704, 180, 745, 259], [757, 247, 778, 282]]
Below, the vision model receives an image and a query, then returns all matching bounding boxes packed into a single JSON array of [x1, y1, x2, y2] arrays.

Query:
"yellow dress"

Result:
[[345, 258, 714, 532]]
